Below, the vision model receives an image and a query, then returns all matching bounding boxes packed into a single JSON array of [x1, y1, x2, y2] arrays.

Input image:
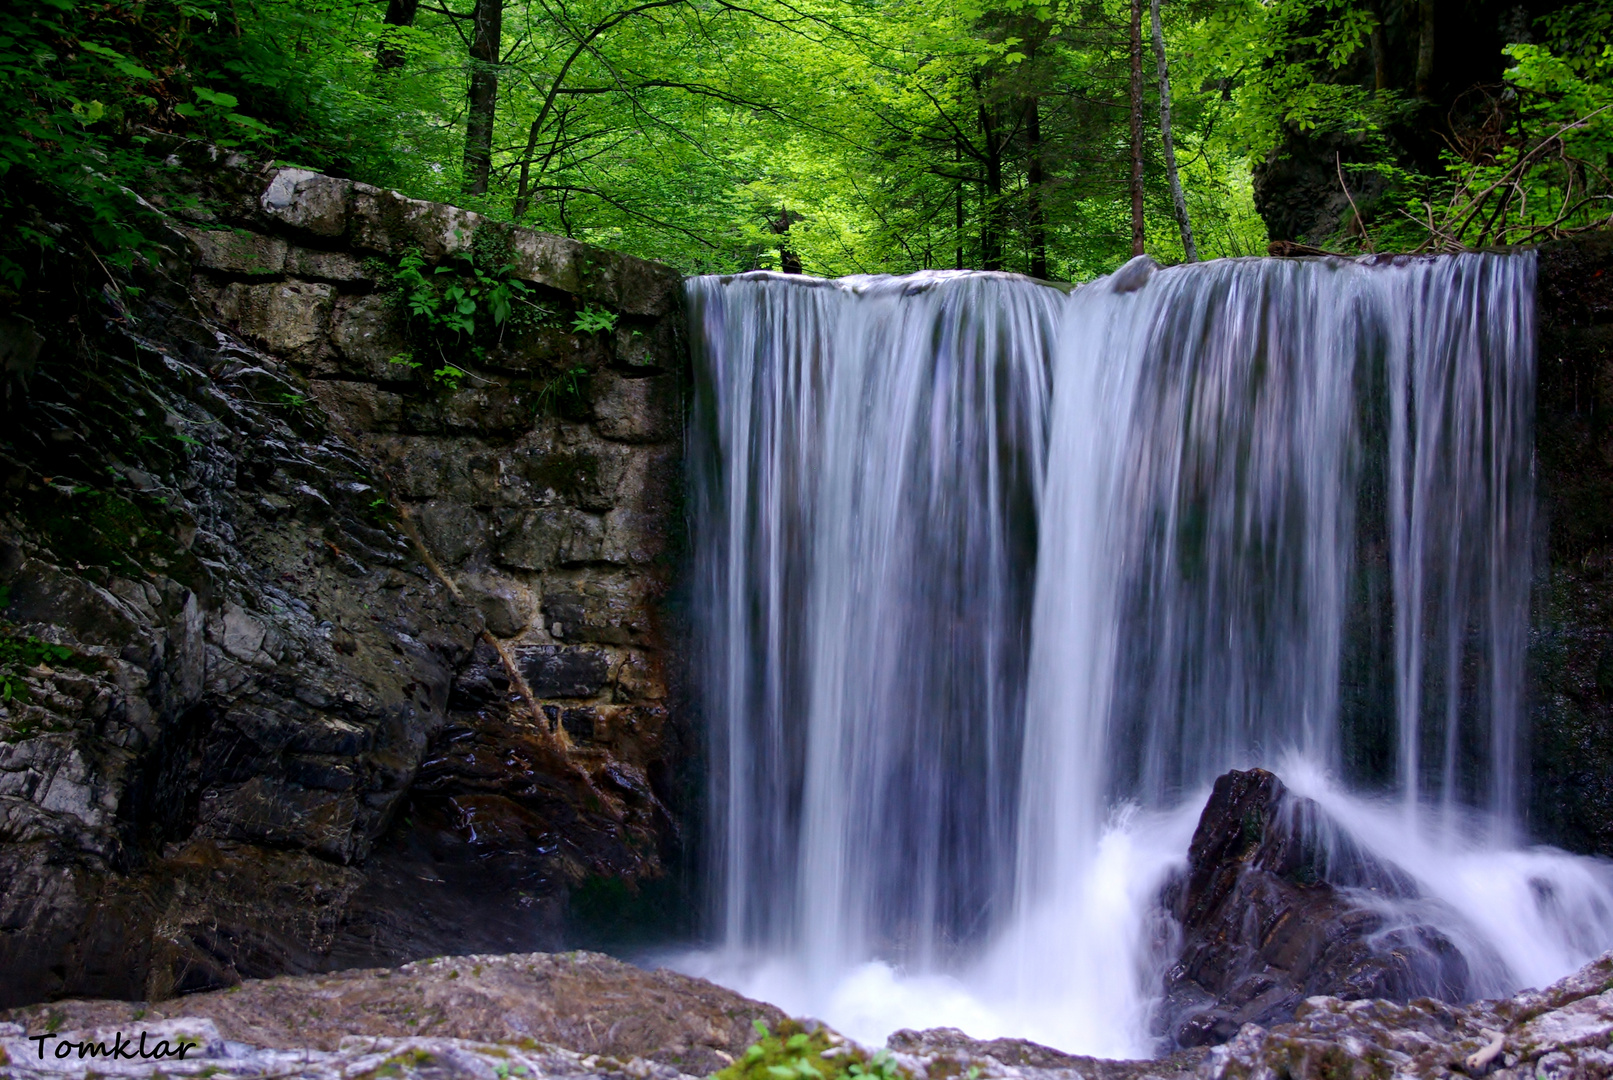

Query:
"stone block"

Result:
[[489, 326, 605, 375], [183, 227, 287, 275], [541, 574, 649, 645], [494, 508, 606, 571], [494, 508, 562, 570], [465, 579, 529, 638], [285, 247, 370, 283], [215, 280, 335, 358], [506, 231, 589, 295], [328, 292, 413, 381], [601, 507, 667, 566], [615, 256, 683, 317], [521, 442, 625, 512], [518, 645, 610, 698], [442, 386, 535, 434], [593, 371, 679, 443], [611, 650, 665, 703], [558, 512, 606, 565], [414, 499, 488, 566], [259, 169, 352, 238], [350, 185, 482, 260], [371, 437, 529, 504], [309, 380, 404, 432], [613, 320, 675, 371]]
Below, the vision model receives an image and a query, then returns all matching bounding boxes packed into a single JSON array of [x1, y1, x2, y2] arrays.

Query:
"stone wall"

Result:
[[1530, 231, 1613, 853], [0, 147, 690, 1006]]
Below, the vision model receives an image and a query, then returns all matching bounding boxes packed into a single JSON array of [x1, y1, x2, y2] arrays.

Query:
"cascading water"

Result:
[[678, 253, 1613, 1058]]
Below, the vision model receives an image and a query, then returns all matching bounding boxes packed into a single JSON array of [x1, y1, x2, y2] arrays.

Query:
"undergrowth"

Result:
[[717, 1021, 908, 1080]]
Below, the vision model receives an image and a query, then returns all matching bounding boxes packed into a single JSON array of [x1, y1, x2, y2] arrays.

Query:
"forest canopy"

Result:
[[1, 0, 1610, 283]]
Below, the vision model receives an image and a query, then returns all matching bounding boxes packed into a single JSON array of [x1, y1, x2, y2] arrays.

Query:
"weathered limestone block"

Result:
[[463, 577, 530, 638], [182, 227, 288, 275], [350, 184, 482, 260], [414, 499, 489, 566], [308, 380, 404, 432], [493, 508, 618, 571], [212, 280, 335, 358], [540, 573, 652, 645], [259, 169, 352, 238], [518, 645, 611, 698], [370, 436, 535, 505], [494, 507, 564, 570], [601, 508, 667, 566], [522, 440, 628, 511], [285, 247, 368, 283], [611, 650, 665, 703], [327, 293, 413, 381], [616, 256, 685, 317], [593, 371, 679, 443], [557, 511, 607, 565], [442, 386, 535, 434], [614, 320, 677, 371]]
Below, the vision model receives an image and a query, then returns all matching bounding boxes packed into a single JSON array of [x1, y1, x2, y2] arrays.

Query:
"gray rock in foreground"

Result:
[[7, 947, 1613, 1080]]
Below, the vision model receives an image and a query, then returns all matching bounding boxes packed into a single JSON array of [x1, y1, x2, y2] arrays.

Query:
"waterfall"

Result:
[[679, 254, 1613, 1057]]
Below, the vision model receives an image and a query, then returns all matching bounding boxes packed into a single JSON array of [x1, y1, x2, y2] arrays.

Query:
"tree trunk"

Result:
[[979, 99, 1004, 271], [1026, 95, 1048, 279], [1415, 0, 1435, 97], [1129, 0, 1146, 256], [768, 206, 802, 273], [375, 0, 419, 71], [1150, 0, 1196, 262], [1368, 0, 1389, 92], [462, 0, 503, 196], [955, 141, 966, 270]]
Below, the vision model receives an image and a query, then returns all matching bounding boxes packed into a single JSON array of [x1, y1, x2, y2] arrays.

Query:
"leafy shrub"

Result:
[[716, 1020, 908, 1080]]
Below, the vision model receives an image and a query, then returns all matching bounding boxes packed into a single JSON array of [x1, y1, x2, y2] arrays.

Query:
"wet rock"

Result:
[[1158, 769, 1470, 1049], [1, 952, 782, 1078], [520, 646, 611, 699]]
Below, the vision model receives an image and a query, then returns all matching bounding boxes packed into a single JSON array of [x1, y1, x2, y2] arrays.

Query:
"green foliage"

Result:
[[394, 245, 538, 377], [716, 1021, 907, 1080], [0, 633, 75, 706], [571, 305, 619, 334], [536, 365, 591, 415]]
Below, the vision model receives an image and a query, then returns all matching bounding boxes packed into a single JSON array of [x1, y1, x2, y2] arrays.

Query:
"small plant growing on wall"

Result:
[[390, 225, 557, 391]]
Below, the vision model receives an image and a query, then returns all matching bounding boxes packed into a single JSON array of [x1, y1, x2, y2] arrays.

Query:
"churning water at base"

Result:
[[677, 255, 1613, 1058]]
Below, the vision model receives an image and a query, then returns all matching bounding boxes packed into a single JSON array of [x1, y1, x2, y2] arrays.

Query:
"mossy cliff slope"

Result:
[[0, 146, 690, 1008]]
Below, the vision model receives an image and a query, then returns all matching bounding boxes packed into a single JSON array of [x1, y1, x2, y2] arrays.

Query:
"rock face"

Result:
[[0, 144, 689, 1006], [0, 951, 781, 1077], [7, 946, 1613, 1080], [1531, 231, 1613, 858], [1157, 769, 1470, 1048], [1201, 950, 1613, 1080]]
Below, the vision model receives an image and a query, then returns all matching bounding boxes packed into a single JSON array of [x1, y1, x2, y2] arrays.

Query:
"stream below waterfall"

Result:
[[671, 253, 1613, 1059]]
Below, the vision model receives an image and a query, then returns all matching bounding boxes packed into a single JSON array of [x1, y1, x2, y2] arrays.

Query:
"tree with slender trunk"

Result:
[[375, 0, 420, 71], [1150, 0, 1195, 261], [1128, 0, 1145, 256], [1415, 0, 1435, 97], [1026, 94, 1048, 278], [462, 0, 503, 196]]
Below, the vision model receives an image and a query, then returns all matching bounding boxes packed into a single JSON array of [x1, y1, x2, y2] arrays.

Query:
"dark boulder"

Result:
[[1157, 768, 1471, 1048]]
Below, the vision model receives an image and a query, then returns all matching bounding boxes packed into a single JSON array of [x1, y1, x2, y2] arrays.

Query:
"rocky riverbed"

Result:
[[5, 947, 1613, 1080]]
